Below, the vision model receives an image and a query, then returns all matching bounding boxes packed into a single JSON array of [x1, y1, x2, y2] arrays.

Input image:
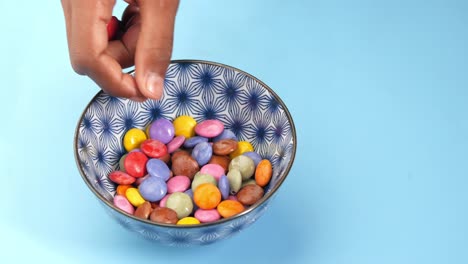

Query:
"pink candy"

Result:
[[159, 194, 171, 207], [195, 120, 224, 138], [227, 195, 238, 201], [200, 164, 225, 181], [167, 135, 186, 153], [167, 175, 191, 193], [194, 209, 221, 223], [113, 195, 135, 214]]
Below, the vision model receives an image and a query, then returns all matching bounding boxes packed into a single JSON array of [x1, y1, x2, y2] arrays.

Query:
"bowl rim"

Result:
[[74, 59, 297, 228]]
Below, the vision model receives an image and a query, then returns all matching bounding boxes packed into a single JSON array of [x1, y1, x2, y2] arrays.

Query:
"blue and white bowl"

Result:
[[74, 60, 297, 246]]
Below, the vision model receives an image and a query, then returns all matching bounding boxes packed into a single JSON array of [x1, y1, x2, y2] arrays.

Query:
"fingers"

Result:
[[63, 0, 143, 100], [134, 0, 179, 100]]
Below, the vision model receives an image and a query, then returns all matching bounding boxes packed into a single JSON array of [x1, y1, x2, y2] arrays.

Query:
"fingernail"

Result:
[[145, 73, 164, 100]]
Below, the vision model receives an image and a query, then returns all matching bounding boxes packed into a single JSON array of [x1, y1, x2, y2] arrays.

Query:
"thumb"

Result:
[[135, 0, 179, 100]]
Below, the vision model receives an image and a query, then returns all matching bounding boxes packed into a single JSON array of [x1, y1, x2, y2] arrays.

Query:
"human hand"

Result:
[[61, 0, 179, 101]]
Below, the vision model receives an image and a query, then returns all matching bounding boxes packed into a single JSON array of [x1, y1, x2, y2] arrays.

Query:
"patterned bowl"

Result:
[[74, 60, 296, 246]]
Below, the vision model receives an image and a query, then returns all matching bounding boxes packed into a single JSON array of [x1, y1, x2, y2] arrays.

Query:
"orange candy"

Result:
[[255, 159, 273, 187], [116, 184, 132, 196], [217, 200, 245, 218], [194, 183, 221, 209]]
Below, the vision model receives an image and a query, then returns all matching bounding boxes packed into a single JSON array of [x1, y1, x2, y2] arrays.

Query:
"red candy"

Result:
[[141, 139, 168, 158], [109, 171, 136, 185], [107, 16, 119, 41], [124, 151, 148, 178]]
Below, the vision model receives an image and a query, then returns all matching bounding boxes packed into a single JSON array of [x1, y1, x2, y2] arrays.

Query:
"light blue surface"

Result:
[[0, 0, 467, 263]]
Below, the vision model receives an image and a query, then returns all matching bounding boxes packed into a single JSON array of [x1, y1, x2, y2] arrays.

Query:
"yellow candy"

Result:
[[125, 188, 146, 207], [123, 128, 147, 152], [177, 217, 201, 225], [173, 115, 197, 139], [230, 141, 254, 159], [145, 123, 151, 138]]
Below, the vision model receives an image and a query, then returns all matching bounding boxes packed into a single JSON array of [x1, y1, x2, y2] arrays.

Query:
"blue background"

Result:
[[1, 0, 467, 263]]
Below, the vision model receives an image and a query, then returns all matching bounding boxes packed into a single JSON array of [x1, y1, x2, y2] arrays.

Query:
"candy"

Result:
[[195, 119, 224, 138], [114, 195, 134, 214], [194, 209, 221, 223], [159, 194, 170, 207], [123, 128, 147, 152], [125, 187, 146, 207], [217, 200, 244, 218], [200, 164, 224, 181], [192, 142, 212, 166], [241, 179, 257, 188], [192, 173, 217, 192], [148, 118, 175, 144], [173, 115, 197, 138], [227, 169, 242, 194], [138, 176, 167, 202], [236, 184, 264, 206], [141, 139, 168, 158], [108, 114, 273, 225], [171, 152, 199, 180], [177, 217, 200, 225], [229, 155, 255, 180], [109, 171, 136, 185], [194, 183, 222, 210], [184, 136, 208, 148], [213, 139, 238, 156], [242, 151, 262, 167], [124, 151, 148, 178], [118, 154, 127, 172], [116, 184, 132, 196], [167, 136, 185, 153], [255, 159, 273, 187], [167, 175, 191, 193], [134, 201, 152, 219], [218, 175, 230, 200], [107, 16, 120, 41], [213, 129, 236, 142], [208, 155, 230, 173], [166, 192, 193, 219], [229, 141, 254, 159], [150, 207, 178, 224], [146, 158, 171, 181]]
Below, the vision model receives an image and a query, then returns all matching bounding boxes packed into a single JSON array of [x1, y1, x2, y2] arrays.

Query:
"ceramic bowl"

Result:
[[74, 60, 296, 246]]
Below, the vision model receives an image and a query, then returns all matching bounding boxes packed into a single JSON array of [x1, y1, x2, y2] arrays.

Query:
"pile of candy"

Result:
[[109, 115, 273, 225]]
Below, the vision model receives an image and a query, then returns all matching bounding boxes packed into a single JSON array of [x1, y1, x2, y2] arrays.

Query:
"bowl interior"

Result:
[[75, 60, 296, 219]]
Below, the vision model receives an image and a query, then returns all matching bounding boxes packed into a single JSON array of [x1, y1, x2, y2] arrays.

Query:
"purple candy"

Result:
[[242, 151, 262, 167], [129, 148, 141, 153], [213, 129, 236, 142], [149, 118, 175, 144], [218, 175, 230, 200], [191, 142, 212, 166], [138, 176, 167, 202], [146, 158, 170, 181], [167, 136, 185, 153], [184, 136, 208, 148]]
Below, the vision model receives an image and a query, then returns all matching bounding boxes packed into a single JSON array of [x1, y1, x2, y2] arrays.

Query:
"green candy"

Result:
[[191, 173, 217, 192], [229, 155, 255, 180], [166, 192, 193, 219], [241, 179, 257, 188], [119, 154, 128, 172], [227, 169, 242, 194]]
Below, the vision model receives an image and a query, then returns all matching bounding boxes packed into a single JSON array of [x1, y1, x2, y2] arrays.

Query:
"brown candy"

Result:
[[213, 139, 238, 156], [159, 153, 171, 164], [171, 150, 190, 161], [236, 184, 264, 206], [150, 202, 160, 209], [150, 207, 178, 224], [208, 155, 230, 174], [171, 154, 199, 180], [134, 201, 152, 219]]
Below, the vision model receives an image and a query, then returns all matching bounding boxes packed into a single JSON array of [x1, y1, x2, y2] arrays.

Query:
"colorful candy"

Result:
[[108, 115, 275, 225], [123, 128, 147, 152], [194, 183, 222, 210]]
